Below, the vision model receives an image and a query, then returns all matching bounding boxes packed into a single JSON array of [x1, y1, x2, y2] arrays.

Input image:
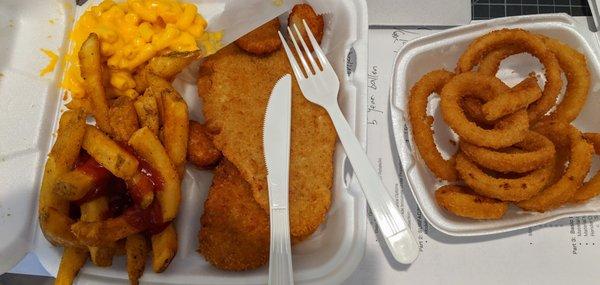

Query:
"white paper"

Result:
[[368, 0, 471, 27], [344, 27, 600, 285]]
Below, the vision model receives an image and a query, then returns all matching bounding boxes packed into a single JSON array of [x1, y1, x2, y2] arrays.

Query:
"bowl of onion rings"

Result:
[[390, 14, 600, 236]]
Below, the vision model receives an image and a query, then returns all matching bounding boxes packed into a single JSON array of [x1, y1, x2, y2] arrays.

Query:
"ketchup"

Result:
[[121, 201, 166, 234], [70, 147, 168, 235], [139, 159, 164, 192], [75, 154, 112, 184], [107, 178, 132, 217], [73, 182, 109, 206]]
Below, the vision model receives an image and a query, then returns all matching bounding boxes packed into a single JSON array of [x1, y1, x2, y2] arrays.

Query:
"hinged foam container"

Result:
[[0, 0, 368, 284], [390, 14, 600, 236]]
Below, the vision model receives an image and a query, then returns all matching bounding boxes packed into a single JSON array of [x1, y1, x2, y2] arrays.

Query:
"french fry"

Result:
[[71, 207, 147, 246], [133, 66, 149, 94], [162, 88, 189, 176], [38, 110, 86, 247], [126, 234, 149, 285], [109, 96, 140, 142], [128, 127, 181, 221], [53, 157, 110, 201], [80, 196, 115, 267], [147, 50, 202, 79], [55, 247, 88, 285], [79, 33, 112, 134], [39, 208, 80, 248], [151, 224, 177, 273], [66, 97, 93, 114], [187, 120, 222, 169], [82, 125, 139, 180], [127, 171, 155, 208], [134, 93, 160, 135], [145, 73, 169, 120]]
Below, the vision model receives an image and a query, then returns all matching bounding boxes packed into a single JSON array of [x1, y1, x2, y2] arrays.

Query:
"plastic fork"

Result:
[[278, 21, 420, 264]]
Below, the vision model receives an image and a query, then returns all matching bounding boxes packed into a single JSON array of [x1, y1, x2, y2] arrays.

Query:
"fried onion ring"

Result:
[[461, 97, 497, 126], [434, 185, 508, 220], [460, 131, 555, 173], [457, 29, 562, 122], [482, 76, 542, 121], [456, 152, 553, 202], [517, 121, 593, 211], [408, 69, 457, 181], [440, 72, 529, 149], [570, 133, 600, 203], [541, 36, 590, 122], [478, 36, 589, 123]]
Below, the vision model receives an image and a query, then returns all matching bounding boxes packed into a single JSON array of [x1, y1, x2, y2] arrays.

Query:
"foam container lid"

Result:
[[0, 0, 369, 284], [390, 14, 600, 236]]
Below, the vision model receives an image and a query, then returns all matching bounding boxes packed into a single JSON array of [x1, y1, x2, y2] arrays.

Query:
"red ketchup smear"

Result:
[[72, 147, 169, 235], [77, 155, 111, 184], [117, 143, 167, 234], [71, 155, 111, 207], [121, 201, 167, 234], [139, 159, 164, 192], [119, 143, 164, 193], [107, 178, 132, 217]]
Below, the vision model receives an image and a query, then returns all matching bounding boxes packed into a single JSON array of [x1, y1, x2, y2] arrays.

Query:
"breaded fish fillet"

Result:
[[198, 160, 270, 271], [197, 44, 336, 238]]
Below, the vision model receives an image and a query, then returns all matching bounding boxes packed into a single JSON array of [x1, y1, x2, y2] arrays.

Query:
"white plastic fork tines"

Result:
[[278, 20, 420, 264]]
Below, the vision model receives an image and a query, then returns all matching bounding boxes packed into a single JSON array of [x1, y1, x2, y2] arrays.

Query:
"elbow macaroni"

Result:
[[62, 0, 220, 99]]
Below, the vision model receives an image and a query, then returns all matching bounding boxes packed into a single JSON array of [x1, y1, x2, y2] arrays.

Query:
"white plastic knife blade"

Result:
[[263, 74, 294, 285], [264, 74, 292, 195]]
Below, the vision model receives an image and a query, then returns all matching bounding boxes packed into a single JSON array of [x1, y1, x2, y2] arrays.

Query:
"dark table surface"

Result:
[[472, 0, 592, 20]]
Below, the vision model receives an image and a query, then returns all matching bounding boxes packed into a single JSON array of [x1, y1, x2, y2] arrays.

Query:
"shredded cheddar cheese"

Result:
[[40, 49, 59, 77], [62, 0, 222, 99]]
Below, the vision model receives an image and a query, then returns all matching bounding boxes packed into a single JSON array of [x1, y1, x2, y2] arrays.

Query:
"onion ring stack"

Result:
[[407, 28, 597, 220]]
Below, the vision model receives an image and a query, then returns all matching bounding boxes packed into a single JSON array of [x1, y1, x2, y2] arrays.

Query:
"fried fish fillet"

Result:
[[198, 160, 269, 271], [197, 44, 336, 238]]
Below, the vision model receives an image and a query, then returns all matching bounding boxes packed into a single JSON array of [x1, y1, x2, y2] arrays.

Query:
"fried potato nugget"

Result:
[[288, 4, 324, 49], [197, 45, 336, 238], [187, 120, 222, 169], [198, 161, 269, 271], [235, 18, 282, 56], [435, 185, 508, 220]]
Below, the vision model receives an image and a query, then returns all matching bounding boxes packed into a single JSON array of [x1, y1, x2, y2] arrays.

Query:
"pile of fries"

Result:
[[38, 33, 209, 284]]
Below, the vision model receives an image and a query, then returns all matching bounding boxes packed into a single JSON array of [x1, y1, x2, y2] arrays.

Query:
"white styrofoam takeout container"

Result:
[[0, 0, 369, 284], [390, 14, 600, 236]]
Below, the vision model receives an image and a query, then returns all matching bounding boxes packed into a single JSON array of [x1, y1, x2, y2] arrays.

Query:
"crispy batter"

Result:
[[235, 18, 282, 56], [198, 161, 270, 271], [408, 69, 458, 181], [457, 29, 562, 123], [456, 152, 553, 202], [460, 131, 555, 173], [481, 76, 542, 121], [440, 72, 529, 149], [478, 35, 590, 123], [570, 133, 600, 203], [518, 121, 594, 211], [187, 120, 222, 169], [435, 185, 508, 220], [197, 44, 336, 238], [288, 4, 324, 50]]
